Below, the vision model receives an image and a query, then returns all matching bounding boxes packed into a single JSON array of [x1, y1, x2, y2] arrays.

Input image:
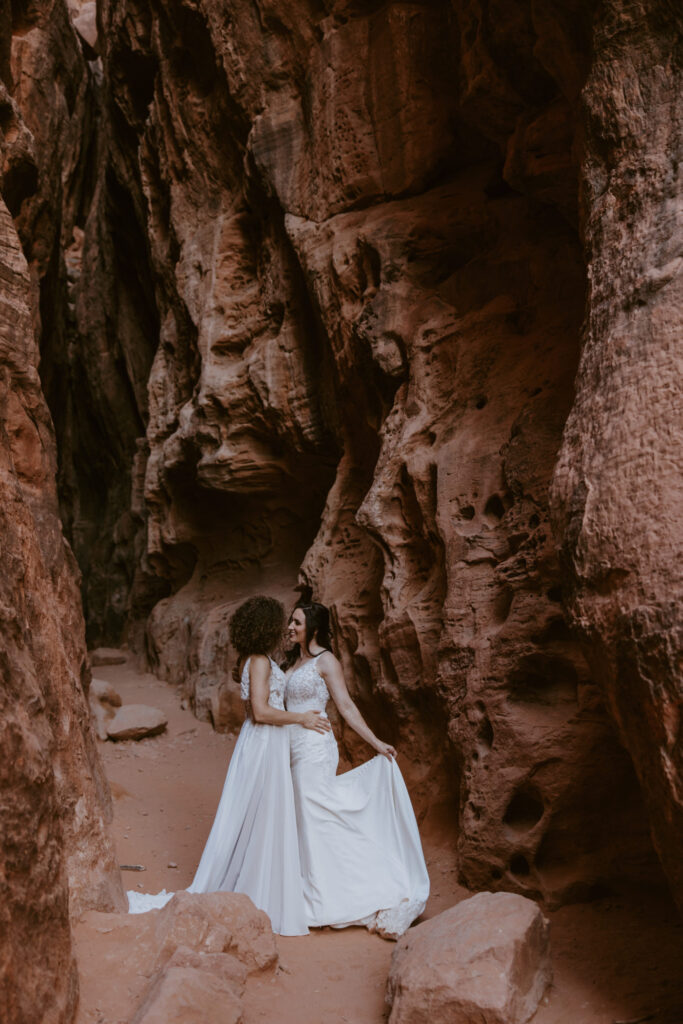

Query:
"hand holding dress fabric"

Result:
[[284, 641, 430, 939]]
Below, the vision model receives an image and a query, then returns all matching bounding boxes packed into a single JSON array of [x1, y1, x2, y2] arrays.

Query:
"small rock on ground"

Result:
[[90, 647, 128, 666], [107, 704, 167, 741]]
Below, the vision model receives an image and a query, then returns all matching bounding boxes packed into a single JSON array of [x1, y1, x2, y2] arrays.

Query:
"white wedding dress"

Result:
[[127, 657, 309, 936], [285, 655, 430, 937]]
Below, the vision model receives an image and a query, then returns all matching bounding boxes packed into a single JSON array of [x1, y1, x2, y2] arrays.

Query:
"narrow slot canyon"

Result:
[[1, 1, 682, 1022]]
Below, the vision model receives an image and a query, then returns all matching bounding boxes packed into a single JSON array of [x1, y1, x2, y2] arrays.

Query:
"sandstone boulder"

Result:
[[90, 696, 115, 741], [130, 965, 242, 1024], [164, 946, 248, 993], [90, 648, 128, 667], [90, 678, 122, 706], [386, 892, 551, 1024], [75, 897, 271, 1024], [89, 678, 123, 740], [107, 704, 167, 741], [153, 892, 278, 975]]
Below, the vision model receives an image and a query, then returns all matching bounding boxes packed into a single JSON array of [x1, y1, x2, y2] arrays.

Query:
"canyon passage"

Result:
[[0, 1, 682, 1022]]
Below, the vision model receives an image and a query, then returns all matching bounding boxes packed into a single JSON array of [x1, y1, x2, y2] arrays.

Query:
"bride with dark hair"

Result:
[[283, 602, 429, 937], [128, 595, 330, 936]]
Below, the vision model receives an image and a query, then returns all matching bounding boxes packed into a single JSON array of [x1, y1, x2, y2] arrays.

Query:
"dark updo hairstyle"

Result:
[[281, 601, 333, 671], [229, 596, 285, 682]]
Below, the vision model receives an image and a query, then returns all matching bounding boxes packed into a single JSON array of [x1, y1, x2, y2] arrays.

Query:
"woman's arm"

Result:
[[319, 653, 396, 759], [249, 656, 330, 733]]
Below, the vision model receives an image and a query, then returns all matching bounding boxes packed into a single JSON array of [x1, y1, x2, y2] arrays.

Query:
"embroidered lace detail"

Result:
[[240, 657, 286, 710], [335, 896, 427, 940], [285, 658, 330, 712]]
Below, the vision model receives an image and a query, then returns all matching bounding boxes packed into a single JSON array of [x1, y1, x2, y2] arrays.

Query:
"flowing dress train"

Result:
[[285, 656, 430, 937], [127, 657, 308, 936]]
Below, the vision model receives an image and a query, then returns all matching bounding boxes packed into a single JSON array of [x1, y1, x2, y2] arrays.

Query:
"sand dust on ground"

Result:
[[74, 656, 683, 1024]]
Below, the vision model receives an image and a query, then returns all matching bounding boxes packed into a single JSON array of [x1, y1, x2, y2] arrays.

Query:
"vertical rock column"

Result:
[[551, 1, 683, 908], [9, 0, 163, 648], [0, 103, 125, 1024], [0, 195, 76, 1023]]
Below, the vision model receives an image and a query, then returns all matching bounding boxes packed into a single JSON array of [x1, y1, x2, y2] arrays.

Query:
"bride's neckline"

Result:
[[285, 649, 326, 681]]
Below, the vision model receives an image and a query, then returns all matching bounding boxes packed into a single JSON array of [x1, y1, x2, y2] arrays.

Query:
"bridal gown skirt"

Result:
[[288, 723, 430, 936], [127, 716, 309, 936]]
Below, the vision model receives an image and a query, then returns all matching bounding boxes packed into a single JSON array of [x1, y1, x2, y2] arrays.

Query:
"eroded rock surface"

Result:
[[0, 193, 77, 1024], [3, 0, 681, 930], [83, 0, 670, 909], [0, 151, 123, 1024], [550, 2, 683, 908], [10, 0, 166, 649], [0, 12, 126, 1020]]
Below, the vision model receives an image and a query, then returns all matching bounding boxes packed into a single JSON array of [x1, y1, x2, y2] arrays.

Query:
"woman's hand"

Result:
[[301, 710, 332, 734], [319, 652, 398, 757]]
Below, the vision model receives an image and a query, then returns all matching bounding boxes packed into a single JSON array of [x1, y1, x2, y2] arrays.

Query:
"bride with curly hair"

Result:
[[128, 595, 330, 935]]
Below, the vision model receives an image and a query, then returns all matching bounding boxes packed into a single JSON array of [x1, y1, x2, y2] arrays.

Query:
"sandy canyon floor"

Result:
[[74, 657, 683, 1024]]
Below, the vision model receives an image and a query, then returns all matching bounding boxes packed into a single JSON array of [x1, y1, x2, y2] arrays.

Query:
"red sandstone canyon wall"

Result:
[[1, 6, 126, 1021], [91, 0, 675, 908], [550, 1, 683, 910], [1, 4, 681, 991]]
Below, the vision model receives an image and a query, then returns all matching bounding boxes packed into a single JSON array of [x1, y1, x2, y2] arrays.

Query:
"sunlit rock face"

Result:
[[0, 9, 126, 1021], [87, 0, 674, 909]]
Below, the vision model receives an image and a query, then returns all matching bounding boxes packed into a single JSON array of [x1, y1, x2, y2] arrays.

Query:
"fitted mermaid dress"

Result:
[[285, 656, 429, 937], [127, 657, 309, 936]]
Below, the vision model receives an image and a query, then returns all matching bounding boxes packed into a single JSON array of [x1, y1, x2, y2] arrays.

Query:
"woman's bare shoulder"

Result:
[[316, 649, 339, 671]]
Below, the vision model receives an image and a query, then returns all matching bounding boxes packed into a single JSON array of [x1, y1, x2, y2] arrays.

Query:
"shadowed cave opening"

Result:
[[507, 655, 579, 707], [504, 786, 545, 834], [509, 853, 531, 877]]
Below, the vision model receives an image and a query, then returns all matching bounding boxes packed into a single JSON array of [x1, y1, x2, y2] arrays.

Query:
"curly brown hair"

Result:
[[229, 596, 285, 662]]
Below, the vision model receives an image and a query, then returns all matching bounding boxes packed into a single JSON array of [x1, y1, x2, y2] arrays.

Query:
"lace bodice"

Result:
[[240, 656, 286, 710], [285, 656, 330, 712]]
